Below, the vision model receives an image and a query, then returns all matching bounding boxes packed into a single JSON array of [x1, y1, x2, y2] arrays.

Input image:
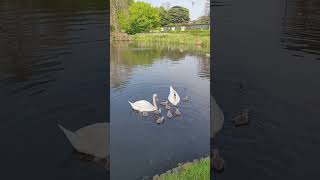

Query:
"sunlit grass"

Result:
[[131, 32, 210, 47], [157, 157, 210, 180]]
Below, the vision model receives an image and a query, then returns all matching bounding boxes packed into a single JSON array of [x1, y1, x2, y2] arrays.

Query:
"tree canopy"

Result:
[[119, 2, 160, 34], [168, 6, 190, 24]]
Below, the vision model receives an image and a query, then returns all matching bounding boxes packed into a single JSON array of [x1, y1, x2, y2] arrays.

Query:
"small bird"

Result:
[[167, 110, 173, 118], [160, 101, 167, 106], [211, 149, 224, 172], [142, 112, 148, 116], [165, 101, 171, 110], [174, 108, 181, 116], [154, 108, 161, 114], [156, 116, 164, 124], [183, 96, 189, 102], [233, 109, 249, 126]]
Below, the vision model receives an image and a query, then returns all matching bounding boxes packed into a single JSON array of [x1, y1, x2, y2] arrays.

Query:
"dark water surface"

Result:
[[110, 42, 210, 180], [212, 0, 320, 179], [0, 1, 108, 179]]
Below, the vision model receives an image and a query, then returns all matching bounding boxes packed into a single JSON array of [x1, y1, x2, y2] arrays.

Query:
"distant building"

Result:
[[161, 23, 210, 32]]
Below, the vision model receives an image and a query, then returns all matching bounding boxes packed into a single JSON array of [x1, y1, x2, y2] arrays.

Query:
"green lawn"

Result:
[[130, 32, 210, 47], [156, 157, 210, 180]]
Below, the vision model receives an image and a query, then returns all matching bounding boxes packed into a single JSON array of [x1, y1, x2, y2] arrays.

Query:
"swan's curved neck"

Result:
[[153, 95, 158, 109]]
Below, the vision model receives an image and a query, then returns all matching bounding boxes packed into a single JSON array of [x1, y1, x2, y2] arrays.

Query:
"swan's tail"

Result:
[[128, 101, 134, 108], [58, 124, 78, 149]]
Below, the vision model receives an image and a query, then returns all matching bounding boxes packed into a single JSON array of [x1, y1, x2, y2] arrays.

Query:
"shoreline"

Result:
[[152, 156, 210, 180]]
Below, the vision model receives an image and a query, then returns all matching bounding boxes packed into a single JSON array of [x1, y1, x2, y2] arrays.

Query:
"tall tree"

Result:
[[126, 2, 160, 34], [158, 6, 170, 26], [168, 6, 190, 24]]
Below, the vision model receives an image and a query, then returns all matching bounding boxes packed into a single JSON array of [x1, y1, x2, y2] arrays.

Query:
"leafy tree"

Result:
[[158, 6, 170, 26], [168, 6, 190, 24], [126, 2, 160, 34]]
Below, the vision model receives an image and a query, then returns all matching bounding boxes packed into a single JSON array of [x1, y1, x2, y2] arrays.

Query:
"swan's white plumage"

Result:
[[58, 123, 109, 159], [168, 86, 180, 106], [211, 96, 224, 138], [129, 94, 158, 112]]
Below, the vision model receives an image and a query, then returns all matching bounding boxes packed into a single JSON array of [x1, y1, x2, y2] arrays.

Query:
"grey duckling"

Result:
[[154, 108, 161, 114], [211, 149, 224, 172], [160, 100, 167, 106], [233, 109, 249, 127], [142, 112, 148, 116], [167, 110, 173, 118], [174, 108, 181, 116], [156, 116, 164, 124], [165, 101, 171, 110], [183, 96, 189, 102]]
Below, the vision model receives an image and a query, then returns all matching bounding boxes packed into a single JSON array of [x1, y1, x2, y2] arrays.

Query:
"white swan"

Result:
[[211, 96, 224, 138], [168, 86, 180, 106], [58, 123, 109, 159], [129, 94, 158, 112], [58, 123, 109, 170]]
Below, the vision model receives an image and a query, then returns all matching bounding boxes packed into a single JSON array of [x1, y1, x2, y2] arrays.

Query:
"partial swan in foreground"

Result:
[[58, 123, 109, 170], [129, 94, 158, 112], [168, 86, 180, 106], [211, 96, 224, 138]]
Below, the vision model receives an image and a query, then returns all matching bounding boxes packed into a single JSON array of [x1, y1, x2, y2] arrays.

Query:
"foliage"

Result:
[[158, 157, 210, 180], [131, 32, 210, 49], [158, 6, 170, 26], [168, 6, 190, 24], [122, 2, 160, 34]]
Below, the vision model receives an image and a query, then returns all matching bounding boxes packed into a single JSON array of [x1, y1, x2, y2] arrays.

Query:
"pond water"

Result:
[[110, 42, 210, 180], [212, 0, 320, 179], [0, 0, 108, 179]]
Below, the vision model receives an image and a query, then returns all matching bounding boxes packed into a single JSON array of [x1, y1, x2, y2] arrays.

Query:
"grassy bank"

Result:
[[130, 32, 210, 47], [154, 157, 210, 180]]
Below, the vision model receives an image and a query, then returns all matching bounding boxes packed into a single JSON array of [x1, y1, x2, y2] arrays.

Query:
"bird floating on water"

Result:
[[212, 149, 224, 172], [129, 94, 159, 112], [58, 123, 109, 171], [174, 108, 181, 116], [183, 96, 189, 102], [165, 101, 171, 110], [167, 110, 173, 118], [160, 100, 167, 106], [156, 116, 164, 124], [168, 86, 180, 106], [233, 109, 249, 127], [154, 108, 161, 114]]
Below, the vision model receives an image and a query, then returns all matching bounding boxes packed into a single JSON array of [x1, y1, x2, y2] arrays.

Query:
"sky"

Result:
[[137, 0, 207, 20]]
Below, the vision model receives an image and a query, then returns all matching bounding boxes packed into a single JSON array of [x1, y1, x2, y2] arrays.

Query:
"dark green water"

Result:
[[0, 1, 108, 179]]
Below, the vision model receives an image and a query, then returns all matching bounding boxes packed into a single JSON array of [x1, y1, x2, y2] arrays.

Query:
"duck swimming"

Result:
[[168, 86, 180, 106], [156, 116, 164, 124], [174, 108, 181, 116], [167, 110, 173, 118], [165, 101, 171, 110], [183, 96, 189, 102]]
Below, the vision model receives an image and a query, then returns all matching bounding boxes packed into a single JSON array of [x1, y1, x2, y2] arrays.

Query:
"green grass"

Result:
[[130, 32, 210, 47], [157, 157, 210, 180]]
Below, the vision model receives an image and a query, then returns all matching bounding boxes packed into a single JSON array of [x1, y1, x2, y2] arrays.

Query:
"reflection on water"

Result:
[[281, 0, 320, 59], [111, 42, 210, 180], [212, 0, 320, 179], [0, 1, 108, 179]]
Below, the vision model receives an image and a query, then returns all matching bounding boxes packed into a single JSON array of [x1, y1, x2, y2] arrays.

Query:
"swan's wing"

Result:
[[132, 100, 156, 112], [75, 123, 109, 159]]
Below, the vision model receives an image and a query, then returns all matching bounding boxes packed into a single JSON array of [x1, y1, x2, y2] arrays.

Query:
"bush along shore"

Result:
[[152, 157, 210, 180], [130, 32, 210, 47]]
